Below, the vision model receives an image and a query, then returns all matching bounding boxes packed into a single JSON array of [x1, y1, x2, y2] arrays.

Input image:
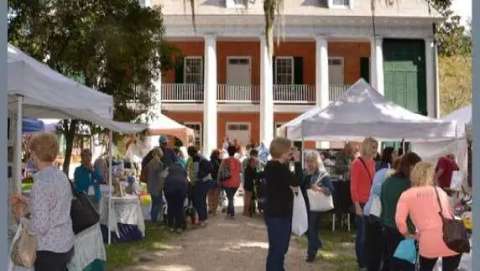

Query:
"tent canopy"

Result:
[[281, 79, 457, 142], [443, 105, 471, 138], [142, 113, 195, 145], [7, 44, 113, 119]]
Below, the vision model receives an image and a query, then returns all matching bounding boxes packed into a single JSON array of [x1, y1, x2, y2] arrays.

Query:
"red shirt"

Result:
[[436, 157, 459, 188], [350, 158, 375, 204], [222, 157, 241, 189]]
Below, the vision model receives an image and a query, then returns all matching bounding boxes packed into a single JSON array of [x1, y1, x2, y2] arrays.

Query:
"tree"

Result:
[[9, 0, 177, 174], [430, 0, 471, 56], [439, 55, 471, 115]]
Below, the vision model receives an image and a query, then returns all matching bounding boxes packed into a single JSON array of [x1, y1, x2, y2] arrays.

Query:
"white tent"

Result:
[[7, 44, 113, 119], [412, 105, 472, 190], [143, 113, 195, 145], [281, 79, 458, 142]]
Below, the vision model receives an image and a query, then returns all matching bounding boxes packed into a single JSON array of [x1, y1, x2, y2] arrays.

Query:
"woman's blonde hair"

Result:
[[269, 137, 292, 159], [360, 137, 378, 157], [30, 133, 59, 162], [305, 151, 326, 172], [410, 161, 435, 187]]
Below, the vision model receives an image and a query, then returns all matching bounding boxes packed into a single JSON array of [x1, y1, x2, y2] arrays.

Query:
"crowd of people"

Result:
[[9, 132, 467, 271]]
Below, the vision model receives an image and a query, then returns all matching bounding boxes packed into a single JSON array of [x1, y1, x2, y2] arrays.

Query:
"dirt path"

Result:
[[123, 195, 321, 271]]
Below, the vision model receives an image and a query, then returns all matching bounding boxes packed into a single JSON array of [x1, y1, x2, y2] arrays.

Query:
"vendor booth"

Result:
[[280, 79, 458, 231], [7, 44, 147, 271]]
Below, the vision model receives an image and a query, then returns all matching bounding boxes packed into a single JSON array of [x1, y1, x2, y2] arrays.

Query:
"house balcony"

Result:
[[160, 83, 349, 104]]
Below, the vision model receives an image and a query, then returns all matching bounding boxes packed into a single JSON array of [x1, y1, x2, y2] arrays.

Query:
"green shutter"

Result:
[[175, 57, 184, 83], [272, 56, 277, 84], [360, 57, 370, 83], [294, 57, 303, 84], [383, 39, 427, 115]]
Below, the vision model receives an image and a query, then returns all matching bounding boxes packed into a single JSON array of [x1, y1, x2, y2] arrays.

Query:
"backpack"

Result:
[[218, 159, 232, 182]]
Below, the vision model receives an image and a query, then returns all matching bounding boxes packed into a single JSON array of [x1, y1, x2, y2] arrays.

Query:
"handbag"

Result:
[[218, 159, 232, 182], [393, 238, 417, 264], [70, 181, 100, 234], [433, 186, 470, 253], [307, 189, 334, 212], [11, 219, 37, 268]]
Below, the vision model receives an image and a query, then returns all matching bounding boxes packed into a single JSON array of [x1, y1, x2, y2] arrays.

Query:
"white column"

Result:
[[152, 70, 162, 115], [315, 36, 330, 108], [425, 38, 435, 117], [315, 36, 330, 149], [434, 41, 441, 118], [260, 36, 274, 146], [203, 35, 218, 156], [371, 36, 384, 95]]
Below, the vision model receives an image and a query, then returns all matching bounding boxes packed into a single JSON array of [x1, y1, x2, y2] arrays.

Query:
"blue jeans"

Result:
[[307, 211, 323, 258], [355, 214, 367, 268], [224, 187, 237, 216], [265, 216, 292, 271], [193, 181, 209, 222], [150, 194, 164, 223]]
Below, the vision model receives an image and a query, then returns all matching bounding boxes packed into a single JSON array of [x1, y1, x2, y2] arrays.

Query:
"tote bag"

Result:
[[10, 219, 37, 268], [291, 190, 308, 236], [393, 239, 417, 265], [307, 189, 334, 212]]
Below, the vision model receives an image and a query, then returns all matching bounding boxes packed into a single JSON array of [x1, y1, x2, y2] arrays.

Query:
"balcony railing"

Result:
[[161, 83, 350, 104], [161, 83, 204, 103], [329, 84, 351, 102], [273, 84, 315, 104], [217, 84, 260, 103]]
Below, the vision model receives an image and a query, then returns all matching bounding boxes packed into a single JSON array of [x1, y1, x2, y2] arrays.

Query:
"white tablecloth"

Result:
[[99, 195, 145, 238], [67, 223, 106, 271]]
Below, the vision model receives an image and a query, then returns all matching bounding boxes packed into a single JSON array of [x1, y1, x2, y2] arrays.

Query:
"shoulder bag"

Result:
[[307, 175, 334, 212], [433, 186, 470, 253], [11, 219, 37, 268], [70, 180, 100, 234]]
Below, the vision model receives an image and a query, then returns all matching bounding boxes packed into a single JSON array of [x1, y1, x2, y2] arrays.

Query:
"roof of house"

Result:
[[153, 0, 442, 19]]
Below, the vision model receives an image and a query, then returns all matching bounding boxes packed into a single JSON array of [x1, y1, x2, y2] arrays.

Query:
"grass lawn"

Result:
[[295, 229, 357, 271], [106, 223, 172, 271]]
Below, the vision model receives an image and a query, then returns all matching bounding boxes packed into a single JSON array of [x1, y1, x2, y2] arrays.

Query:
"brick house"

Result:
[[143, 0, 441, 156]]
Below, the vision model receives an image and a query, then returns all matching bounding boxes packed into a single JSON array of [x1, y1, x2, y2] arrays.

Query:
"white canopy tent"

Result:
[[7, 44, 113, 119], [7, 45, 146, 245], [412, 105, 472, 190], [280, 79, 458, 142], [143, 113, 195, 146]]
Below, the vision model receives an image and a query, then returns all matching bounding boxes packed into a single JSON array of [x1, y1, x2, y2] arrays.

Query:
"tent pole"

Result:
[[301, 120, 305, 168], [471, 0, 480, 267], [108, 130, 113, 245], [14, 95, 23, 193]]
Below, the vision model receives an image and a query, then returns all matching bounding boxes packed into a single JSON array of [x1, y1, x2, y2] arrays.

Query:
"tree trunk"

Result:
[[62, 119, 78, 176]]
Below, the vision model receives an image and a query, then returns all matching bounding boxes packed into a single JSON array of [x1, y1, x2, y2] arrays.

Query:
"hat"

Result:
[[159, 135, 168, 145]]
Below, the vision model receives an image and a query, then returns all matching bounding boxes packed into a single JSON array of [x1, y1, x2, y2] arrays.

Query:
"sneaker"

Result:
[[306, 255, 315, 263]]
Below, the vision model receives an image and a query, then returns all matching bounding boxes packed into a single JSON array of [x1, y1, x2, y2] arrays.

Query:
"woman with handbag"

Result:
[[381, 152, 421, 271], [302, 151, 334, 263], [396, 162, 462, 271], [12, 133, 74, 271]]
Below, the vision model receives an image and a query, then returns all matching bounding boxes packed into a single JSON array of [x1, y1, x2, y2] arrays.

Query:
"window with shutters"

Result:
[[184, 57, 203, 84], [275, 57, 294, 84]]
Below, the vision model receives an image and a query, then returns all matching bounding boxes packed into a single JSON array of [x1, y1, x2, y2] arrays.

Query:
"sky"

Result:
[[451, 0, 472, 28]]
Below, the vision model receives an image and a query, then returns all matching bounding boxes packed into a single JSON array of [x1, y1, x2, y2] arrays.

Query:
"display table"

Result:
[[68, 223, 106, 271], [99, 195, 145, 242]]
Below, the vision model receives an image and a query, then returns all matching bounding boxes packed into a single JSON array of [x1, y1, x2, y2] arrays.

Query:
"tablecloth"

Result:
[[67, 223, 106, 271], [99, 195, 145, 238]]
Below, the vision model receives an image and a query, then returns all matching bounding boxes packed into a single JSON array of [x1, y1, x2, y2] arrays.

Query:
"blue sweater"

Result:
[[74, 165, 103, 202]]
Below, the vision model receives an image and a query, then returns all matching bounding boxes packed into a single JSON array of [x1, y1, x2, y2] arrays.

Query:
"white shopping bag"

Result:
[[291, 190, 308, 236], [450, 171, 464, 191]]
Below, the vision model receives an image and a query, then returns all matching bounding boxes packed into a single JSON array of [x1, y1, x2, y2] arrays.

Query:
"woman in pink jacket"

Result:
[[395, 162, 461, 271]]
